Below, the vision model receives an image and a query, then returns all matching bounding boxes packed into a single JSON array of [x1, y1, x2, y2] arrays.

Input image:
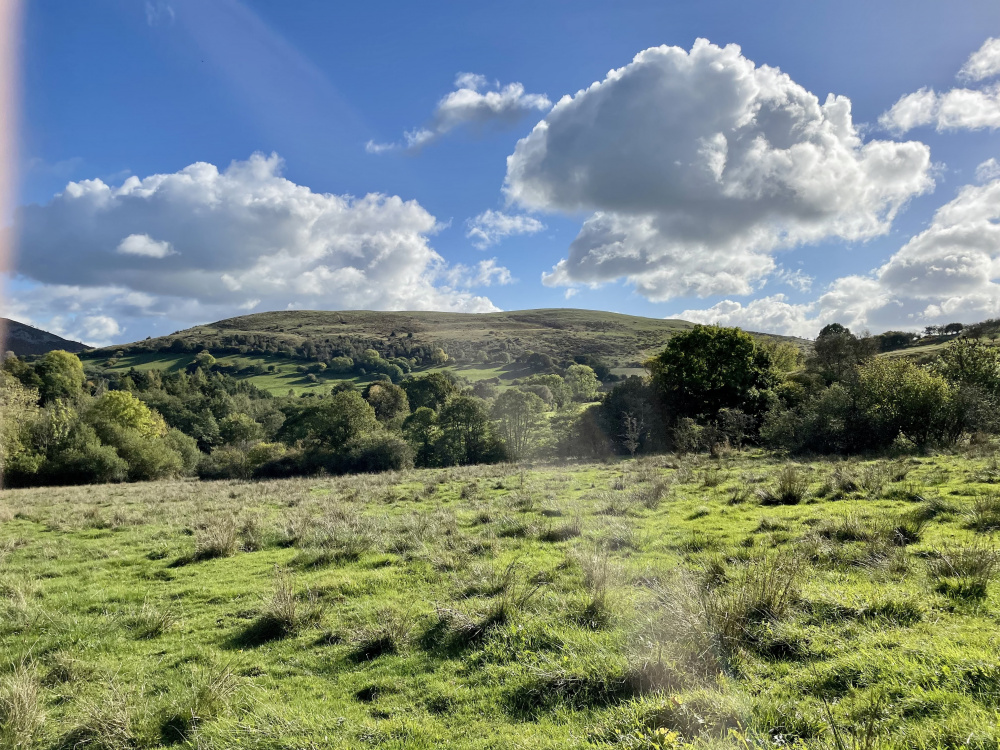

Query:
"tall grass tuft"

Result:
[[757, 465, 808, 505], [927, 542, 999, 600], [966, 491, 1000, 533], [62, 680, 138, 750], [120, 597, 178, 639], [193, 516, 239, 561], [0, 666, 42, 750], [235, 567, 324, 646]]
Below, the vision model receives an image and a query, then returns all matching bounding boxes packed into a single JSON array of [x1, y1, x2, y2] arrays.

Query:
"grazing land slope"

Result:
[[1, 451, 999, 748], [82, 309, 808, 395]]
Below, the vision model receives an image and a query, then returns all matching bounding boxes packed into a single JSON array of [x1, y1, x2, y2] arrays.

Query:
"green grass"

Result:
[[3, 451, 1000, 747]]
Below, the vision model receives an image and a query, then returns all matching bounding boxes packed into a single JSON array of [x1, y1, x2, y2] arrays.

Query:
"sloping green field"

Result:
[[3, 451, 1000, 748]]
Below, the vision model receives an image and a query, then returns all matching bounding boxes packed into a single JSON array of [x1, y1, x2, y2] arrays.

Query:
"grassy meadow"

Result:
[[3, 450, 1000, 748]]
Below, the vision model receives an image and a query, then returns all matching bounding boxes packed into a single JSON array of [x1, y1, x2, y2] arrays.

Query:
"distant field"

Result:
[[89, 352, 556, 396], [3, 451, 1000, 748]]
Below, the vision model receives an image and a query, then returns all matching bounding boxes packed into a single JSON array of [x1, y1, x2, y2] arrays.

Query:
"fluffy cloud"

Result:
[[465, 209, 545, 249], [881, 37, 1000, 133], [10, 153, 501, 342], [117, 233, 175, 258], [368, 73, 551, 153], [677, 176, 1000, 337], [504, 39, 932, 301], [959, 37, 1000, 82], [975, 158, 1000, 182]]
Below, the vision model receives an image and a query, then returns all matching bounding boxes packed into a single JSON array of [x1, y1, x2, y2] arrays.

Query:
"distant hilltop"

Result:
[[1, 318, 88, 357]]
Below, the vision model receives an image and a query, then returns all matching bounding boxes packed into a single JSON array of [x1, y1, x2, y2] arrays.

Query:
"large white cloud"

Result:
[[10, 153, 504, 343], [367, 73, 551, 153], [881, 37, 1000, 134], [504, 39, 933, 301], [678, 177, 1000, 337]]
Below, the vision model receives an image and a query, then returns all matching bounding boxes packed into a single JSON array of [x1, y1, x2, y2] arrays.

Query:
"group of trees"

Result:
[[565, 323, 1000, 460], [5, 321, 998, 488], [0, 349, 607, 486]]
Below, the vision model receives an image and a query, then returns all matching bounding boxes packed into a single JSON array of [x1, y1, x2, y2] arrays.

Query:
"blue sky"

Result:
[[8, 0, 1000, 344]]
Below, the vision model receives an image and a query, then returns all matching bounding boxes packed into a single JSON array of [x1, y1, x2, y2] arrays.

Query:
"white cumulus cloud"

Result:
[[959, 37, 1000, 82], [465, 209, 545, 249], [504, 39, 932, 302], [10, 153, 500, 342], [117, 233, 175, 258], [677, 175, 1000, 337], [881, 37, 1000, 134], [368, 73, 551, 153]]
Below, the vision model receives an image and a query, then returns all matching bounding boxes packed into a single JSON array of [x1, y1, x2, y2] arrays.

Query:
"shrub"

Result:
[[343, 431, 414, 474]]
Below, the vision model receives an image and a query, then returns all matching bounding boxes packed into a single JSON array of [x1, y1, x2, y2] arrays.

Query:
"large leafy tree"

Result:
[[648, 325, 776, 421], [35, 350, 85, 403], [492, 390, 545, 459], [400, 373, 455, 411]]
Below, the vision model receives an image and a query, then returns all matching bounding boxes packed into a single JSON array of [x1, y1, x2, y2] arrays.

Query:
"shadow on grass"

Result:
[[224, 614, 293, 649]]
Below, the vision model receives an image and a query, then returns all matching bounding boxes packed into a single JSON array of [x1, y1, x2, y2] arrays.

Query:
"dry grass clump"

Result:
[[193, 516, 239, 561], [350, 609, 416, 661], [293, 513, 380, 566], [646, 554, 803, 677], [119, 597, 178, 639], [539, 515, 582, 543], [235, 568, 324, 646], [927, 543, 999, 600], [62, 680, 139, 750], [161, 663, 241, 743], [966, 491, 1000, 533], [0, 666, 43, 749], [437, 561, 544, 646], [756, 465, 808, 506]]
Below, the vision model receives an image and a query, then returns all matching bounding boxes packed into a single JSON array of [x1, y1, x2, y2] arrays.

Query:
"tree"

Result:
[[810, 324, 873, 382], [854, 357, 955, 448], [219, 413, 265, 446], [403, 407, 440, 467], [566, 364, 600, 402], [281, 390, 379, 448], [944, 322, 965, 335], [0, 373, 44, 484], [401, 373, 455, 411], [35, 350, 85, 403], [363, 382, 410, 425], [438, 396, 505, 465], [648, 325, 776, 421], [932, 339, 1000, 394], [492, 390, 545, 459], [194, 350, 217, 369], [88, 391, 167, 439]]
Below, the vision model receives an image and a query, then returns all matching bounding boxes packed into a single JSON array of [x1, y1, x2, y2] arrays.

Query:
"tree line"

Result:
[[3, 322, 997, 488]]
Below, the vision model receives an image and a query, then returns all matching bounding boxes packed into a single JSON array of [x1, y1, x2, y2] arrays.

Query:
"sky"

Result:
[[5, 0, 1000, 346]]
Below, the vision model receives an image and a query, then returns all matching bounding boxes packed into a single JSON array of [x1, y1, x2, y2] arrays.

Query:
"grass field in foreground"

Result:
[[3, 451, 1000, 748]]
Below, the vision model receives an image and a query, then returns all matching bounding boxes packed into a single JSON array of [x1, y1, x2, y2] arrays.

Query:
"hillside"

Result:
[[95, 308, 807, 364], [83, 308, 808, 395], [0, 318, 88, 357]]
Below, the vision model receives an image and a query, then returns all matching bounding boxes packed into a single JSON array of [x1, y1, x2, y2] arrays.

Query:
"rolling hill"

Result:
[[82, 308, 809, 396], [1, 318, 88, 357]]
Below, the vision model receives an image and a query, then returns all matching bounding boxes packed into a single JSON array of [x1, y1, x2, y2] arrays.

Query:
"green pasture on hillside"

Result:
[[3, 451, 1000, 748]]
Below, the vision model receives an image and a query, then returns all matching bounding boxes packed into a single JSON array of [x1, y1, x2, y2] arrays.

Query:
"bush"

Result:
[[343, 432, 414, 474], [39, 423, 128, 486]]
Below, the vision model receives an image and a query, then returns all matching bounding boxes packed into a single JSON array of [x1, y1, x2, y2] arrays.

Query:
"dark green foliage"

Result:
[[400, 372, 455, 411], [648, 325, 777, 421]]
